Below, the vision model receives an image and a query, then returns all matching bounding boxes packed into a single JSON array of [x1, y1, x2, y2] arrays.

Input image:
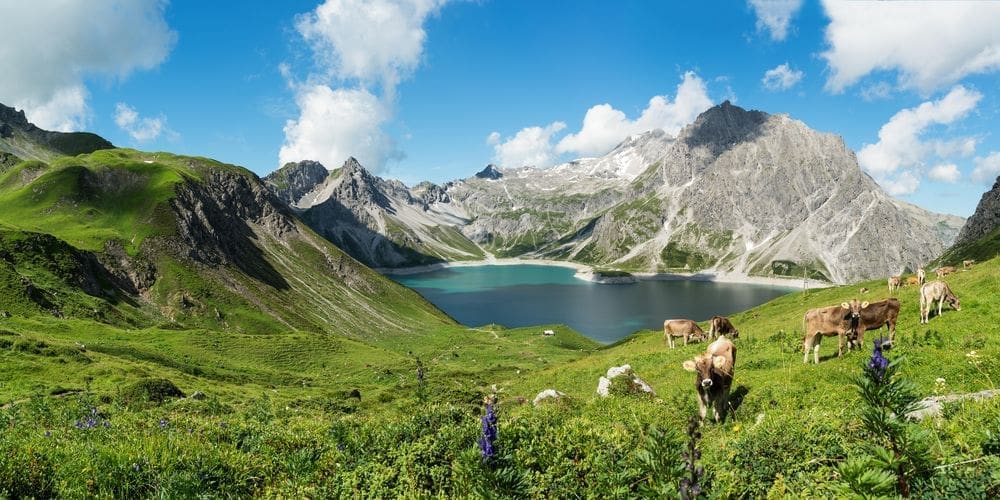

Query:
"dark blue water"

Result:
[[392, 265, 794, 343]]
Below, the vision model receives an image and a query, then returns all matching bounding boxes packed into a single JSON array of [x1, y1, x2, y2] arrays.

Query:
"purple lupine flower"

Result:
[[868, 338, 889, 382], [159, 418, 168, 429], [44, 431, 51, 437], [477, 398, 498, 463], [133, 463, 140, 472]]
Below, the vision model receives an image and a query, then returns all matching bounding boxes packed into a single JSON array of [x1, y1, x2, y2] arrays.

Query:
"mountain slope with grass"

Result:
[[937, 175, 1000, 267]]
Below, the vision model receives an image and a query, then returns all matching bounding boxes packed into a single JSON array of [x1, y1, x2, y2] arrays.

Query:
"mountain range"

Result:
[[267, 102, 964, 284]]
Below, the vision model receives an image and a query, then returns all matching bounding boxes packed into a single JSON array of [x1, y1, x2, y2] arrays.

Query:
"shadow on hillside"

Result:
[[729, 385, 750, 416], [303, 197, 443, 268], [683, 102, 770, 158]]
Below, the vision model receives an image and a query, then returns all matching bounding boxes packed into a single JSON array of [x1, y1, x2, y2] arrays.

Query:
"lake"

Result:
[[391, 264, 796, 343]]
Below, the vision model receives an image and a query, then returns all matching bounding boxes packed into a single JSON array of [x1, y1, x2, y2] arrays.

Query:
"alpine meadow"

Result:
[[2, 1, 1000, 498]]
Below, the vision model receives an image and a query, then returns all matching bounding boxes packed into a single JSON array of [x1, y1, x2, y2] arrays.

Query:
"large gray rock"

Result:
[[596, 364, 655, 398]]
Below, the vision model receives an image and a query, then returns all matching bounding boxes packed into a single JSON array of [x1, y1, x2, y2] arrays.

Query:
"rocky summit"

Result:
[[955, 175, 1000, 247], [267, 102, 964, 284]]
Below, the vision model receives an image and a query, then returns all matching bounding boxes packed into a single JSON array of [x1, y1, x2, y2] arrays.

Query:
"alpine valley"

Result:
[[266, 102, 963, 284]]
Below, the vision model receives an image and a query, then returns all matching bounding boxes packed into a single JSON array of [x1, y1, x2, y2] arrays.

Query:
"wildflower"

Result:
[[477, 395, 498, 464], [337, 443, 345, 451], [159, 418, 168, 429], [103, 421, 111, 429], [44, 431, 51, 438], [133, 463, 140, 472], [867, 338, 889, 382]]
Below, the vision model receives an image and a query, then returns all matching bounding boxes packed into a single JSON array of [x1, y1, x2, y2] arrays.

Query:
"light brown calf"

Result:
[[963, 260, 975, 269], [803, 300, 865, 364], [935, 266, 956, 278], [663, 319, 706, 348], [887, 276, 901, 293], [682, 336, 736, 423], [920, 281, 961, 324], [708, 315, 739, 339]]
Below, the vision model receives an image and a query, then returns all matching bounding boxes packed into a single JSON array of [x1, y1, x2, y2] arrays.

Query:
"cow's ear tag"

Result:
[[841, 302, 850, 309], [861, 301, 869, 308]]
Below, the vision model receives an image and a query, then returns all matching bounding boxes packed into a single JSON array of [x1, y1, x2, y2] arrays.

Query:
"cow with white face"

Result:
[[682, 336, 736, 423]]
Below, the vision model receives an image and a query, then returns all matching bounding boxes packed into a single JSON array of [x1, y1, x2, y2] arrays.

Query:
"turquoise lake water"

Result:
[[392, 264, 795, 343]]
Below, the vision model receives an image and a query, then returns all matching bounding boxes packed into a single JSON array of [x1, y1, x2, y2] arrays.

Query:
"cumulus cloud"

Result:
[[928, 164, 961, 183], [280, 0, 448, 172], [0, 1, 176, 131], [748, 0, 803, 41], [858, 86, 981, 177], [486, 131, 501, 146], [491, 122, 566, 168], [883, 170, 921, 196], [971, 152, 1000, 184], [821, 1, 1000, 93], [555, 72, 712, 157], [278, 86, 400, 170], [114, 103, 168, 142], [761, 63, 804, 91], [860, 82, 893, 102]]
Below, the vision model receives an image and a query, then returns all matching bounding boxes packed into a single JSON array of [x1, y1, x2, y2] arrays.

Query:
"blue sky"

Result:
[[1, 1, 998, 217]]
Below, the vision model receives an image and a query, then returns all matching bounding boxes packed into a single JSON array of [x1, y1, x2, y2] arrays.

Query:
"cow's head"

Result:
[[683, 354, 727, 389], [841, 299, 869, 337], [949, 295, 961, 311]]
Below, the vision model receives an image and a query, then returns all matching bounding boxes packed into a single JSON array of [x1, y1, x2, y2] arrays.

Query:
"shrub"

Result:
[[119, 378, 185, 405]]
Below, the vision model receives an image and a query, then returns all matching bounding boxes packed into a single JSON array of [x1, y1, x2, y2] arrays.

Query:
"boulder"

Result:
[[533, 389, 566, 406], [596, 364, 656, 398]]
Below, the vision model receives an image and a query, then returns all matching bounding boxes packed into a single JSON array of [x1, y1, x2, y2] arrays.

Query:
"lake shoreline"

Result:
[[377, 258, 830, 289]]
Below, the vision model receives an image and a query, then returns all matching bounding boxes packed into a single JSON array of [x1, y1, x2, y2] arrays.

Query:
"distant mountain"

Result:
[[936, 176, 1000, 266], [0, 104, 450, 338], [270, 101, 965, 283], [0, 103, 113, 162]]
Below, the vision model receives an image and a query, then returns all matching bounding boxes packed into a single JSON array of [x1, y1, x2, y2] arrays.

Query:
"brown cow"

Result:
[[904, 276, 919, 286], [935, 266, 956, 278], [917, 267, 926, 286], [803, 300, 865, 364], [887, 276, 902, 293], [920, 281, 961, 324], [663, 319, 706, 348], [682, 335, 736, 423], [963, 259, 975, 269], [708, 315, 739, 339], [852, 298, 901, 346]]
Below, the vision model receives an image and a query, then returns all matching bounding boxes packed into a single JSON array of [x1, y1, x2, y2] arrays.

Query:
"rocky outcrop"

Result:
[[475, 164, 503, 180], [532, 389, 567, 406], [596, 364, 655, 397], [264, 160, 329, 207], [955, 176, 1000, 246]]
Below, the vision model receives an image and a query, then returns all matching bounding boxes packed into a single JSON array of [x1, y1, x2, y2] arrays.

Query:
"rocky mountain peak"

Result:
[[0, 103, 31, 134], [955, 176, 1000, 246], [680, 100, 770, 155], [475, 164, 503, 180], [264, 160, 330, 207]]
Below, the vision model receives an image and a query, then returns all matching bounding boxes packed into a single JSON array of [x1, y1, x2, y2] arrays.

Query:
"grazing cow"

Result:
[[887, 276, 902, 293], [802, 301, 865, 364], [663, 319, 706, 348], [854, 298, 901, 346], [920, 281, 961, 324], [935, 266, 956, 278], [917, 268, 926, 286], [904, 276, 919, 286], [708, 315, 739, 339], [963, 259, 975, 269], [859, 287, 870, 294], [682, 335, 736, 423]]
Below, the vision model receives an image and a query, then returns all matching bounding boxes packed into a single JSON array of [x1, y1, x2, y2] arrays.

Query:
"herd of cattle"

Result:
[[666, 264, 967, 422]]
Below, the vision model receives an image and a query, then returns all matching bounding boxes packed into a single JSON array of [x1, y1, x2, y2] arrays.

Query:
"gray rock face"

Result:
[[269, 102, 964, 283], [0, 101, 113, 159], [265, 160, 329, 207], [955, 176, 1000, 246]]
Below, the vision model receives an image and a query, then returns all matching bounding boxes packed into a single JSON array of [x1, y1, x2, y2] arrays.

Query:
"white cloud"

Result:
[[114, 103, 167, 142], [0, 1, 176, 131], [279, 85, 400, 171], [492, 122, 566, 168], [860, 82, 893, 102], [821, 0, 1000, 93], [761, 63, 804, 91], [971, 152, 1000, 184], [858, 85, 981, 177], [748, 0, 803, 41], [280, 0, 448, 171], [486, 131, 501, 146], [928, 164, 961, 183], [883, 170, 921, 196], [295, 0, 447, 95], [555, 72, 713, 157]]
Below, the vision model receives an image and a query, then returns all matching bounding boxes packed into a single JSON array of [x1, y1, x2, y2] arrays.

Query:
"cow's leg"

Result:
[[683, 333, 688, 346], [668, 334, 675, 349], [803, 334, 813, 364], [837, 332, 844, 358], [937, 297, 944, 318], [697, 393, 707, 421]]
